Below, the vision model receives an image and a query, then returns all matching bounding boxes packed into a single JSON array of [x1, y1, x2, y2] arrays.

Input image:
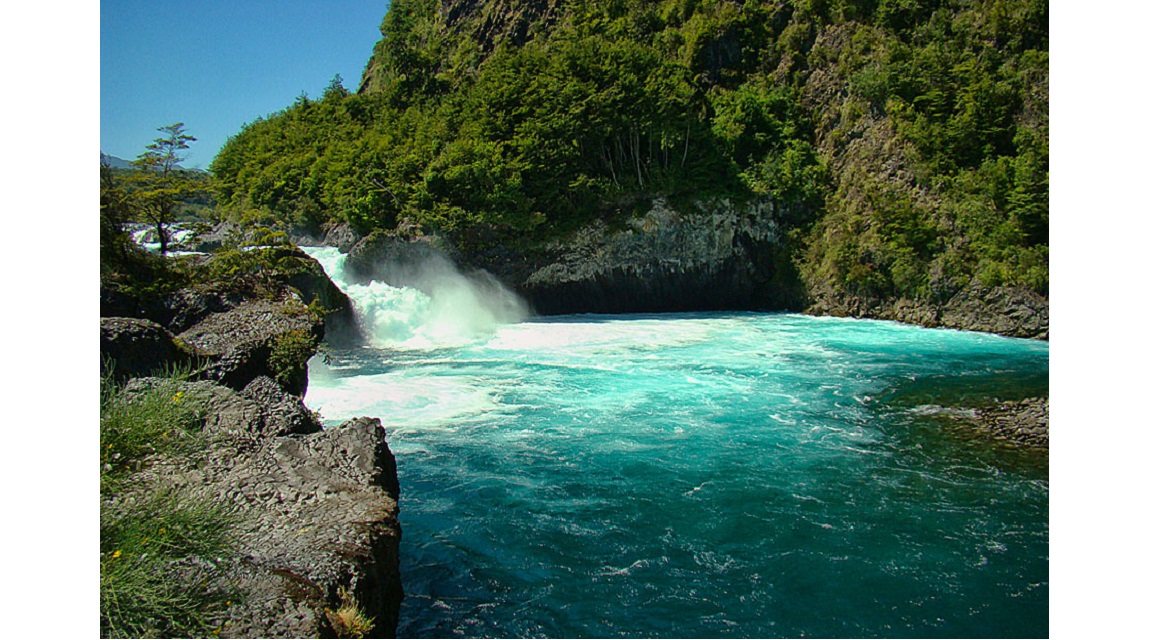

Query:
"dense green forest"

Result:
[[210, 0, 1047, 303]]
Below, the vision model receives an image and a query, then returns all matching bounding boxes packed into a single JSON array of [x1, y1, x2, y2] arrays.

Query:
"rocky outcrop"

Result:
[[359, 0, 566, 94], [181, 221, 240, 253], [100, 317, 192, 381], [939, 285, 1049, 340], [101, 246, 358, 340], [177, 299, 321, 396], [263, 246, 362, 346], [101, 246, 362, 395], [805, 283, 1049, 340], [117, 377, 403, 638], [515, 198, 800, 314], [341, 198, 802, 316], [102, 233, 402, 637], [321, 222, 363, 253], [344, 232, 460, 288], [152, 284, 253, 335]]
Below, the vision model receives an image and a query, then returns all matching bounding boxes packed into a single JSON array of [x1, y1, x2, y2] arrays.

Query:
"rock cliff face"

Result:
[[337, 195, 1046, 339], [805, 283, 1050, 340], [340, 197, 801, 316], [360, 0, 566, 94], [516, 198, 800, 314]]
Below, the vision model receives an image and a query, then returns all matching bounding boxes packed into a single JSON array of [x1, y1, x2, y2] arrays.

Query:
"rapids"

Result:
[[302, 246, 1048, 638]]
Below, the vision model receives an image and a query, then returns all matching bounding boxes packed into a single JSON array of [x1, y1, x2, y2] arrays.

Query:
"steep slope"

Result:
[[212, 0, 1048, 337]]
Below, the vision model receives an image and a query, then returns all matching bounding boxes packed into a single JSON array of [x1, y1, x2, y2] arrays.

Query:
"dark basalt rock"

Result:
[[321, 222, 363, 253], [100, 317, 191, 381], [516, 198, 800, 314], [344, 232, 460, 288], [940, 285, 1049, 340], [178, 299, 321, 395], [805, 282, 1049, 340], [103, 237, 401, 637], [157, 285, 252, 334]]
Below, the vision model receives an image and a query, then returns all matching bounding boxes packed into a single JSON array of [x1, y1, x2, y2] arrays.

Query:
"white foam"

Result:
[[302, 245, 528, 350], [305, 369, 502, 429]]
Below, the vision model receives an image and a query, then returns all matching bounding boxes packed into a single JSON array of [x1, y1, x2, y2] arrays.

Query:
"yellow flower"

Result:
[[111, 550, 121, 559], [172, 390, 184, 404]]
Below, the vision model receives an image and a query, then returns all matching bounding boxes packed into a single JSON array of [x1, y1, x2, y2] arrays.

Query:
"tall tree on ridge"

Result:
[[129, 123, 198, 254]]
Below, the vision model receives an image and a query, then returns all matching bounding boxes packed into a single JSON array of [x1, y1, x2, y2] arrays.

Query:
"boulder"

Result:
[[100, 317, 190, 381], [321, 222, 363, 253], [178, 300, 321, 395], [158, 285, 252, 334], [344, 232, 459, 287]]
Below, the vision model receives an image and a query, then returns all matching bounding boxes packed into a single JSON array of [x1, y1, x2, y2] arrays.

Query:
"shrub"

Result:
[[269, 329, 320, 388]]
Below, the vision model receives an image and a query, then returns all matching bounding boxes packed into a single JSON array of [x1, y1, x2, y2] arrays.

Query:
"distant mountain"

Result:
[[100, 153, 134, 169], [100, 152, 207, 173]]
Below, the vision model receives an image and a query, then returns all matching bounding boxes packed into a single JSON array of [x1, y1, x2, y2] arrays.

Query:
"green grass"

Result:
[[100, 490, 238, 638], [100, 371, 239, 638], [100, 370, 205, 492]]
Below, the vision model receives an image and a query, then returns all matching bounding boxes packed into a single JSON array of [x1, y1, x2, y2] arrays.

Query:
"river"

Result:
[[301, 246, 1048, 638]]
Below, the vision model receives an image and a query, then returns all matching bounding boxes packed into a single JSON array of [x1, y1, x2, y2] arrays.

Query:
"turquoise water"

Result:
[[302, 247, 1049, 638]]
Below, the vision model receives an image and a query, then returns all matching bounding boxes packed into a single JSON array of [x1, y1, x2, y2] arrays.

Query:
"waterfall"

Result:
[[302, 246, 528, 350]]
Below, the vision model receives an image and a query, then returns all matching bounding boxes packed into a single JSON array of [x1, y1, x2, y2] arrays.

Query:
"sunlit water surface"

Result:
[[302, 247, 1048, 638]]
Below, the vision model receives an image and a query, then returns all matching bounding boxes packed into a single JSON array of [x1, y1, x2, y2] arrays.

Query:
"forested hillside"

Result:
[[211, 0, 1047, 309]]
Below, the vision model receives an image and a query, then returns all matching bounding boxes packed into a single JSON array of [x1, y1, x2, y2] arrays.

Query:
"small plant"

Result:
[[326, 586, 375, 639], [268, 328, 320, 387]]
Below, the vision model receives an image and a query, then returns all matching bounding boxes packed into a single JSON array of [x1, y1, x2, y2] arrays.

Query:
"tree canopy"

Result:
[[210, 0, 1048, 300]]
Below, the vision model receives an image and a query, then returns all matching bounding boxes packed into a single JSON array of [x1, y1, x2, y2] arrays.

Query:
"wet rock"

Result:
[[941, 285, 1049, 340], [972, 397, 1049, 448], [805, 282, 1049, 340], [321, 222, 363, 253], [518, 198, 800, 314], [344, 232, 459, 288]]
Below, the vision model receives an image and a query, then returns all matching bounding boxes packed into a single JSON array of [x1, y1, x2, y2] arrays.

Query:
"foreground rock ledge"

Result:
[[119, 377, 403, 638]]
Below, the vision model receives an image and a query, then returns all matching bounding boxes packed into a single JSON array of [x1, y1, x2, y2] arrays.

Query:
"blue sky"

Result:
[[101, 1, 392, 169]]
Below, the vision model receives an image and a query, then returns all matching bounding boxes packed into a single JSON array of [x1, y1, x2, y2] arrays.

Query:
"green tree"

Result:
[[129, 123, 199, 254], [100, 154, 134, 272]]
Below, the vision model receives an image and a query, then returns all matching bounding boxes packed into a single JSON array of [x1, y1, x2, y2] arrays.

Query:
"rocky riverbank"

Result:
[[100, 245, 403, 638]]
